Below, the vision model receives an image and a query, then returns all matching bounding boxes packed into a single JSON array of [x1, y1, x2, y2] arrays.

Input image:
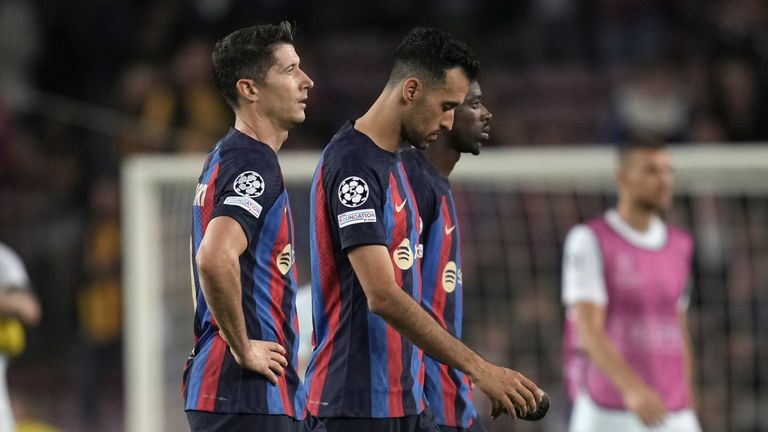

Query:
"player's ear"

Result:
[[402, 78, 421, 104], [615, 166, 627, 188], [235, 79, 260, 104]]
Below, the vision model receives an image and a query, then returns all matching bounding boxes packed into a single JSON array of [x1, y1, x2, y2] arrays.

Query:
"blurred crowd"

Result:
[[0, 0, 767, 430]]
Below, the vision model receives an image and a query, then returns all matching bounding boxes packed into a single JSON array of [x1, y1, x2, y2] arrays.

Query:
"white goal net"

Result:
[[122, 146, 768, 432]]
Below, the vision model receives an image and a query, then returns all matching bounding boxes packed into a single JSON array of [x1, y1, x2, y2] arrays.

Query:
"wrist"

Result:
[[465, 353, 489, 383], [220, 331, 248, 356], [619, 377, 646, 396]]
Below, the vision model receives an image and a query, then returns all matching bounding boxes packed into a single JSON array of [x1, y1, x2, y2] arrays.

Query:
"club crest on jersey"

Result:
[[276, 243, 294, 275], [338, 176, 369, 207], [393, 238, 414, 270], [442, 261, 458, 293], [233, 171, 265, 197]]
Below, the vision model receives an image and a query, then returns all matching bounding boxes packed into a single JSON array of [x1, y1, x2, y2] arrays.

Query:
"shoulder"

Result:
[[666, 223, 694, 251], [564, 224, 600, 253], [0, 243, 22, 268], [321, 129, 394, 187], [0, 242, 28, 288]]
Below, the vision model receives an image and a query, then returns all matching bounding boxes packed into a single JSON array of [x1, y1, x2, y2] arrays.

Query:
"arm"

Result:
[[573, 302, 667, 426], [678, 309, 697, 413], [196, 216, 287, 384], [348, 245, 540, 418], [0, 288, 40, 326]]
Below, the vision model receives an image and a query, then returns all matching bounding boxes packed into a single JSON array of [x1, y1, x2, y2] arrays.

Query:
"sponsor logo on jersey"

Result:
[[276, 243, 293, 275], [395, 199, 407, 213], [338, 209, 377, 228], [393, 238, 414, 270], [223, 196, 262, 218], [442, 261, 458, 293]]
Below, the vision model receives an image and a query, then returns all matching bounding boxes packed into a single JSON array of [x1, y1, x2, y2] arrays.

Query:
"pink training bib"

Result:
[[564, 216, 693, 411]]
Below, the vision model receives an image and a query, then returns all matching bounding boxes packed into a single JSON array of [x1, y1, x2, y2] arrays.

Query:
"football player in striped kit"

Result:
[[401, 79, 493, 432], [182, 22, 316, 432], [304, 28, 541, 432]]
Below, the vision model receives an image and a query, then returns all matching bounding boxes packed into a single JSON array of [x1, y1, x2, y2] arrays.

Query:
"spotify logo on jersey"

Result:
[[276, 244, 293, 275], [393, 238, 414, 270], [442, 261, 458, 293]]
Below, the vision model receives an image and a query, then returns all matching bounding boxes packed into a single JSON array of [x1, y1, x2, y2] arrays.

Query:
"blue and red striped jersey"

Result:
[[304, 121, 425, 418], [182, 128, 305, 418], [402, 148, 478, 428]]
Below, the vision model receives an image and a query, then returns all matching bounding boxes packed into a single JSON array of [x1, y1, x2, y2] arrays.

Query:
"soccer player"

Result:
[[0, 241, 41, 432], [304, 28, 541, 432], [402, 79, 492, 432], [562, 139, 702, 432], [182, 22, 314, 432]]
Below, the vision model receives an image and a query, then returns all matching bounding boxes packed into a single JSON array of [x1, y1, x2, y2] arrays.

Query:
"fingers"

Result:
[[259, 366, 279, 386], [268, 359, 285, 376], [637, 400, 667, 426], [500, 395, 517, 420], [517, 385, 537, 414], [489, 399, 502, 419], [508, 390, 529, 417], [521, 376, 541, 401], [266, 341, 287, 355], [270, 351, 288, 367]]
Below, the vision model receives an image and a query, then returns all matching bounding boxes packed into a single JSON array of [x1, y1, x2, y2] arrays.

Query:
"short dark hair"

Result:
[[212, 21, 296, 108], [387, 27, 479, 87], [618, 135, 667, 165]]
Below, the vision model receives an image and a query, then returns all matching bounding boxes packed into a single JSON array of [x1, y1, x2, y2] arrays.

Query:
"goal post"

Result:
[[122, 145, 768, 432]]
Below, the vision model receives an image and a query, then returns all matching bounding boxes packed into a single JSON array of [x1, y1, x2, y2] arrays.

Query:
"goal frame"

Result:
[[121, 145, 768, 432]]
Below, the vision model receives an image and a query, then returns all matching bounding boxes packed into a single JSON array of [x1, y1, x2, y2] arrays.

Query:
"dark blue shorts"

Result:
[[309, 406, 439, 432], [438, 417, 488, 432], [186, 410, 324, 432]]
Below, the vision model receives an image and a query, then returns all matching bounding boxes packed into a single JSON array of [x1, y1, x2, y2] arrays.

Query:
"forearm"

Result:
[[199, 258, 249, 355], [680, 313, 696, 408], [0, 289, 39, 324], [581, 329, 646, 393], [370, 286, 485, 380]]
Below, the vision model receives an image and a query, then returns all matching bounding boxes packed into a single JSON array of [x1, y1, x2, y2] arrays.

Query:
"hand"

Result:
[[230, 340, 288, 385], [623, 383, 667, 426], [472, 361, 540, 420], [5, 291, 40, 326]]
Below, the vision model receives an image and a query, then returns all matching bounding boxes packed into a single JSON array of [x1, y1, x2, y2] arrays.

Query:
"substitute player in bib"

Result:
[[562, 139, 701, 432], [182, 22, 315, 431], [402, 80, 492, 432], [304, 28, 541, 432]]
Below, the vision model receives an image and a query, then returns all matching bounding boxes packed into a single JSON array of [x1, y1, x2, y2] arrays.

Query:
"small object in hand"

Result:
[[518, 391, 550, 421]]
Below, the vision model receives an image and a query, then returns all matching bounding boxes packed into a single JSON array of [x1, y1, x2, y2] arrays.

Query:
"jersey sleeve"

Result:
[[562, 224, 607, 306], [0, 243, 30, 290], [326, 162, 387, 251], [211, 154, 282, 245]]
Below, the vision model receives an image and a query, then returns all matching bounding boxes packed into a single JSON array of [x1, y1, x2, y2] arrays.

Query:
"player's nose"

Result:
[[481, 104, 493, 121], [440, 110, 455, 131], [300, 68, 314, 90]]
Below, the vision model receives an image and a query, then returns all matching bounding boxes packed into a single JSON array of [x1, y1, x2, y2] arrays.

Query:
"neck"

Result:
[[616, 199, 655, 231], [424, 138, 460, 178], [234, 109, 288, 153], [354, 87, 403, 153]]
